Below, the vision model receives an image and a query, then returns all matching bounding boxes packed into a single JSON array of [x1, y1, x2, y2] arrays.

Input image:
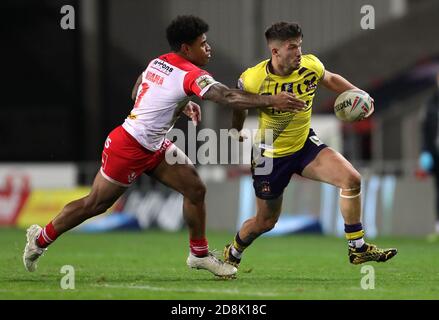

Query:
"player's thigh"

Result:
[[301, 147, 360, 188], [151, 145, 205, 195], [86, 171, 127, 208]]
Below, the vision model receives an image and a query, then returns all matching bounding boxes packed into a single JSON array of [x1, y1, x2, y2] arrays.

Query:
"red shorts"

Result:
[[100, 126, 172, 187]]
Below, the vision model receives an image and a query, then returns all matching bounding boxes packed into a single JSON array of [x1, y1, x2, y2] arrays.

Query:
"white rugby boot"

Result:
[[187, 251, 237, 278], [23, 225, 47, 272]]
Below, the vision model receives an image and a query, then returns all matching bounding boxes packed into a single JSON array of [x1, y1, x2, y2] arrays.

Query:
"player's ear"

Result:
[[181, 43, 191, 55]]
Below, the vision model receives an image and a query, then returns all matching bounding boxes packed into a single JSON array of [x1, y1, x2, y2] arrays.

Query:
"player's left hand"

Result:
[[183, 101, 201, 126]]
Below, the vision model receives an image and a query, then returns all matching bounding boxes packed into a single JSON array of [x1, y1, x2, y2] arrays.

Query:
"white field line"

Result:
[[94, 283, 283, 297]]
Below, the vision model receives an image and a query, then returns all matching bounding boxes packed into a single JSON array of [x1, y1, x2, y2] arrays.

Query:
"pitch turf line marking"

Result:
[[95, 283, 282, 297]]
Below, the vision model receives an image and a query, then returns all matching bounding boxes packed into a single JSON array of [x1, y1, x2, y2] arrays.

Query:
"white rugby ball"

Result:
[[334, 89, 373, 122]]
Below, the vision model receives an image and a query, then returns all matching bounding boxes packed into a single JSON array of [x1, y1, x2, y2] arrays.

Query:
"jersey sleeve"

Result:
[[237, 73, 245, 90], [237, 69, 252, 91], [184, 69, 219, 98], [307, 54, 325, 80], [236, 62, 268, 94]]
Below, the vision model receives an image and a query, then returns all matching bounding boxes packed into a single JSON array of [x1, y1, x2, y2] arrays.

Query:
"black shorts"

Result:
[[251, 129, 327, 200]]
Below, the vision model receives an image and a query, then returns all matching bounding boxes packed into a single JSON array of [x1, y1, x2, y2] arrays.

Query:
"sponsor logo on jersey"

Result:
[[306, 82, 317, 91], [281, 82, 294, 92], [152, 59, 174, 75], [195, 75, 215, 90]]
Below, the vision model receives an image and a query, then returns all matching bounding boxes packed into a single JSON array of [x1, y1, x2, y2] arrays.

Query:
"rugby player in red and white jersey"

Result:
[[23, 15, 305, 278]]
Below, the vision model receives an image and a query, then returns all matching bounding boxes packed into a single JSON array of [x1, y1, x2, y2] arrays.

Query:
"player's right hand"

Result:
[[271, 92, 306, 113], [183, 101, 202, 126]]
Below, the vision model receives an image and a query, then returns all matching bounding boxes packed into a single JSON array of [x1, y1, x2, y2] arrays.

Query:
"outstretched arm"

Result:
[[203, 83, 306, 112], [320, 70, 358, 94], [131, 74, 143, 101]]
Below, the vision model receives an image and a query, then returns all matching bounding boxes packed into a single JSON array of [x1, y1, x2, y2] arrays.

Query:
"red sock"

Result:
[[190, 238, 208, 257], [36, 222, 59, 248]]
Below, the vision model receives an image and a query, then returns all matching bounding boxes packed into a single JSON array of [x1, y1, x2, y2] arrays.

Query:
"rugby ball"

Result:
[[334, 89, 373, 122]]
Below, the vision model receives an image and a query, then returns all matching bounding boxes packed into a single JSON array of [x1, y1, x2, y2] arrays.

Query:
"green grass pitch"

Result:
[[1, 227, 438, 299]]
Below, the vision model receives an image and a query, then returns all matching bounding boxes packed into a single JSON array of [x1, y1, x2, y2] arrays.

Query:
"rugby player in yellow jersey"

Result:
[[223, 22, 397, 269]]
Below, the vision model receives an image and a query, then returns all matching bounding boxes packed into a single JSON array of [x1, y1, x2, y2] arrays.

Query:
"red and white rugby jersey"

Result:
[[122, 53, 219, 151]]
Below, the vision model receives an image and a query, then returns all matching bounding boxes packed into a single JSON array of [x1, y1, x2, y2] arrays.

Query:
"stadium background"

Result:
[[1, 0, 439, 300]]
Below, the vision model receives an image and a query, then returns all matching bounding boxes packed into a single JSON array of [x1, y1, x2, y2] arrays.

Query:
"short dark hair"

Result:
[[264, 22, 303, 42], [166, 15, 209, 52]]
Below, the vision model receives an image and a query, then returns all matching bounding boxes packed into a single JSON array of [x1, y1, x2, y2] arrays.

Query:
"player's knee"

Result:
[[342, 170, 361, 190], [186, 181, 206, 204]]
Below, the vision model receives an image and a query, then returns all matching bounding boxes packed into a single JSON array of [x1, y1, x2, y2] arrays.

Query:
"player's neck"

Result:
[[269, 59, 294, 77], [175, 52, 190, 61], [175, 51, 198, 66]]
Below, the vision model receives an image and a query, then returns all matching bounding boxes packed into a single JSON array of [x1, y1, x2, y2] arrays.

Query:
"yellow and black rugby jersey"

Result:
[[238, 54, 325, 158]]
